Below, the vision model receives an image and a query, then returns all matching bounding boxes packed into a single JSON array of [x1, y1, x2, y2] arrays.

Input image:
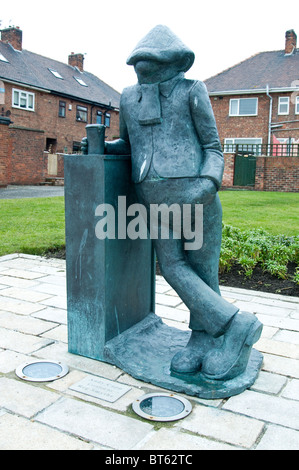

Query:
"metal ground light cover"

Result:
[[15, 360, 69, 382], [132, 392, 192, 422]]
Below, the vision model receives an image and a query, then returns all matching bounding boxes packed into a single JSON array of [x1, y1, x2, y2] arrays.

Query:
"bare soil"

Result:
[[218, 261, 299, 298]]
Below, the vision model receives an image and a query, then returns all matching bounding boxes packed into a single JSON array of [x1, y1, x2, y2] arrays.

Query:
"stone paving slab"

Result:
[[0, 377, 59, 418], [36, 397, 154, 450], [0, 413, 94, 450], [223, 389, 299, 430], [0, 254, 298, 451]]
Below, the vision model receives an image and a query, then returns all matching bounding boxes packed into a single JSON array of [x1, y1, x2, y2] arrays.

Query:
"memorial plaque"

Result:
[[70, 375, 131, 403]]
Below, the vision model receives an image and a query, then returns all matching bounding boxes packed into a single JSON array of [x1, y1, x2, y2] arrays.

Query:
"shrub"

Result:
[[293, 267, 299, 285], [220, 224, 299, 280]]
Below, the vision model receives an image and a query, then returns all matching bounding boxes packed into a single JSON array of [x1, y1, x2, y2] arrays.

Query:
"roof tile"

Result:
[[204, 49, 299, 93], [0, 42, 120, 108]]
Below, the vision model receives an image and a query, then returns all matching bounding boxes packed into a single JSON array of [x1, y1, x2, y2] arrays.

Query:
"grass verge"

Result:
[[219, 190, 299, 236], [0, 196, 65, 257]]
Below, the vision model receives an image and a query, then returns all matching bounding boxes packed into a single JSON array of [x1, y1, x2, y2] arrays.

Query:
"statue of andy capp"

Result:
[[82, 25, 262, 381]]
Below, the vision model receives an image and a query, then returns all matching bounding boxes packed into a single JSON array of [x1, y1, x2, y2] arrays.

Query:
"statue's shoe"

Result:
[[201, 312, 263, 381], [170, 330, 217, 374]]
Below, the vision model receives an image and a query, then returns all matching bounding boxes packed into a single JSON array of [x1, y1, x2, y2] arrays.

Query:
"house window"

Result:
[[295, 96, 299, 115], [49, 68, 63, 79], [46, 138, 57, 153], [72, 141, 82, 153], [273, 137, 296, 156], [96, 111, 102, 124], [224, 138, 262, 154], [76, 105, 88, 122], [74, 76, 88, 87], [58, 101, 66, 118], [104, 112, 111, 127], [278, 97, 289, 115], [0, 81, 5, 105], [12, 88, 35, 111], [229, 98, 258, 116], [0, 52, 9, 63]]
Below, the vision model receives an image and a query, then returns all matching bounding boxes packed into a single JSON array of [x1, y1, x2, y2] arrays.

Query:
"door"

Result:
[[233, 152, 256, 186]]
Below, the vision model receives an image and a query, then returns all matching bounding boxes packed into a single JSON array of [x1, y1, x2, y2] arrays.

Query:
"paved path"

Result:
[[0, 185, 64, 199], [0, 253, 298, 451]]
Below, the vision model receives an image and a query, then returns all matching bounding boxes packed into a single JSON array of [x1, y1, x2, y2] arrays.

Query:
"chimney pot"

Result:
[[1, 26, 22, 51], [285, 29, 297, 55]]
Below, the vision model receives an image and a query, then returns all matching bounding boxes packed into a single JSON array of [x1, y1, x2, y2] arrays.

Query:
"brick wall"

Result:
[[222, 153, 235, 187], [255, 156, 299, 192], [0, 117, 12, 186], [0, 122, 46, 185], [9, 126, 46, 184], [222, 153, 299, 192]]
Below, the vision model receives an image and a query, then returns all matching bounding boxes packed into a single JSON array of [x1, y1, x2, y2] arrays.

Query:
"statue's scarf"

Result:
[[138, 83, 162, 125], [137, 73, 184, 126]]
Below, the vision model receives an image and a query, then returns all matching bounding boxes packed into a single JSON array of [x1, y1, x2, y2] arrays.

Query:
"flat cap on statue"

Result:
[[126, 25, 195, 72]]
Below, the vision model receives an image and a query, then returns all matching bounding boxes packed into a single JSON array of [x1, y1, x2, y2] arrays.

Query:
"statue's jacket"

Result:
[[106, 73, 224, 189]]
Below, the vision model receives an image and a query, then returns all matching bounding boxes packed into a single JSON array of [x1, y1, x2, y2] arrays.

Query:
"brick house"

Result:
[[0, 26, 120, 186], [204, 30, 299, 191]]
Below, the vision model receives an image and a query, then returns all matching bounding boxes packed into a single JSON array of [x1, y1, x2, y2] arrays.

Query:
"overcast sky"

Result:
[[1, 0, 299, 93]]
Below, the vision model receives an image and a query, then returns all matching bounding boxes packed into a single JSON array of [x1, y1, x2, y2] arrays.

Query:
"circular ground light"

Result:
[[132, 392, 192, 422], [15, 360, 69, 382]]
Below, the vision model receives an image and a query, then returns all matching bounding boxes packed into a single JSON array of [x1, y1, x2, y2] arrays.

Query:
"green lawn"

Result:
[[0, 191, 298, 257], [0, 197, 65, 257], [219, 190, 299, 236]]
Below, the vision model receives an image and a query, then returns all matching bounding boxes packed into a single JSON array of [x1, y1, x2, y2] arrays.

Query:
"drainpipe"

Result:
[[90, 105, 95, 124], [266, 84, 272, 156]]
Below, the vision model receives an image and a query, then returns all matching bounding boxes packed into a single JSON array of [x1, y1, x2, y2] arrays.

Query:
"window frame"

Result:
[[76, 105, 88, 122], [96, 111, 103, 124], [58, 100, 66, 118], [278, 96, 290, 115], [49, 68, 64, 79], [12, 88, 35, 111], [295, 96, 299, 115], [72, 141, 82, 154], [104, 112, 111, 127], [74, 76, 88, 87], [223, 137, 263, 154], [0, 52, 9, 63], [229, 98, 258, 117]]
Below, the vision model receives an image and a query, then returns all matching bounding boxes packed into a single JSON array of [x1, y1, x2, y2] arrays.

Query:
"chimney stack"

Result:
[[1, 26, 22, 51], [68, 53, 84, 71], [285, 29, 297, 55]]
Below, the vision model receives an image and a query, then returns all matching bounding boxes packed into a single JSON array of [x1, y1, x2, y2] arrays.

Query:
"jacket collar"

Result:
[[159, 72, 185, 97], [136, 72, 184, 100]]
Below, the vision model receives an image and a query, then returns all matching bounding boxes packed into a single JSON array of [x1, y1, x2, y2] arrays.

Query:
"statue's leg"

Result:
[[186, 193, 223, 323], [170, 194, 263, 380], [135, 179, 234, 334], [154, 236, 238, 336], [135, 180, 262, 378], [168, 194, 224, 374], [135, 180, 238, 374], [152, 208, 239, 375]]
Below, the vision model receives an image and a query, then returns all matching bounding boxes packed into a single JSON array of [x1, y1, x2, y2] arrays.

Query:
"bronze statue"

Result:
[[82, 25, 262, 382]]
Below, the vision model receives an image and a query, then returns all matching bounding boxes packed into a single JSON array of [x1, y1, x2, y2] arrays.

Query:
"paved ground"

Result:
[[0, 185, 64, 199], [0, 253, 298, 451]]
